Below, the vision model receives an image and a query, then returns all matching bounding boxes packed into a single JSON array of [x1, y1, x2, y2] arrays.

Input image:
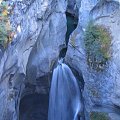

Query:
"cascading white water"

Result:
[[48, 61, 82, 120]]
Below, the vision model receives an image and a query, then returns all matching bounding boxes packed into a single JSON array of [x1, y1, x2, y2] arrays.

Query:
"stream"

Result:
[[48, 60, 84, 120]]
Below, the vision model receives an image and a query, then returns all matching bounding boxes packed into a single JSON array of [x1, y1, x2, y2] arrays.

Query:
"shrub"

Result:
[[90, 112, 109, 120], [0, 1, 14, 47], [84, 22, 111, 71]]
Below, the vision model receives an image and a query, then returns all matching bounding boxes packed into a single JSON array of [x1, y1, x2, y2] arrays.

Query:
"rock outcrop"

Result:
[[0, 0, 67, 119], [66, 0, 120, 119]]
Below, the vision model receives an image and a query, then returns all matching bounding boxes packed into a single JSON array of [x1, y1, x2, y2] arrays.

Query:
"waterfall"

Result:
[[48, 61, 82, 120]]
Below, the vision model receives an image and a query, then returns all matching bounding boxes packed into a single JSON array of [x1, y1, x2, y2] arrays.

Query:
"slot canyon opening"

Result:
[[59, 12, 78, 59], [65, 12, 78, 45]]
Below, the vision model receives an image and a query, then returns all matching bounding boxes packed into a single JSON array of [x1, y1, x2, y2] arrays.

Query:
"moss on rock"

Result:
[[84, 22, 111, 71], [90, 112, 109, 120]]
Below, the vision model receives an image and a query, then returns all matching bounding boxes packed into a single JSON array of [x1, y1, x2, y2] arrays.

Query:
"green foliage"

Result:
[[90, 112, 109, 120], [0, 1, 14, 47], [0, 21, 7, 45], [84, 22, 111, 71]]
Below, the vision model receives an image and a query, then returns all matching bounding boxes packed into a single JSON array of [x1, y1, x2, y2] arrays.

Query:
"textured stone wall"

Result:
[[0, 0, 67, 119], [0, 0, 120, 120], [66, 0, 120, 119]]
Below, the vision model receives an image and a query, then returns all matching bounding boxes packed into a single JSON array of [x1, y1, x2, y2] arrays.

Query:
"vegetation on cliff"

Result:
[[0, 1, 14, 47], [90, 112, 109, 120], [84, 22, 111, 71]]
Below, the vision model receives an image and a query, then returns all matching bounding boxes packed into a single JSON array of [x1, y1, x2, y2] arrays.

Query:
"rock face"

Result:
[[0, 0, 67, 119], [67, 0, 79, 17], [65, 0, 120, 119], [1, 0, 120, 120]]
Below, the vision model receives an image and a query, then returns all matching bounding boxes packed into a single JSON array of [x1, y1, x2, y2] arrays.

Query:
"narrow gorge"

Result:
[[0, 0, 120, 120]]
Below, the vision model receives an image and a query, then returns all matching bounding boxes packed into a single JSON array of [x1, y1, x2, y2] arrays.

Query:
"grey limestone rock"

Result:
[[65, 0, 120, 119], [0, 0, 67, 119]]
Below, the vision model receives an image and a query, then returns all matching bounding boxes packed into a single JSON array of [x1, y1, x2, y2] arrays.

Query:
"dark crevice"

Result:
[[59, 12, 78, 59], [65, 12, 78, 45], [59, 47, 67, 59], [19, 93, 49, 120]]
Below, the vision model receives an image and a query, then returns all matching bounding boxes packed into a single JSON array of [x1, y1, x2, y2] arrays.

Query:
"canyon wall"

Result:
[[0, 0, 67, 119], [0, 0, 120, 120], [66, 0, 120, 119]]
